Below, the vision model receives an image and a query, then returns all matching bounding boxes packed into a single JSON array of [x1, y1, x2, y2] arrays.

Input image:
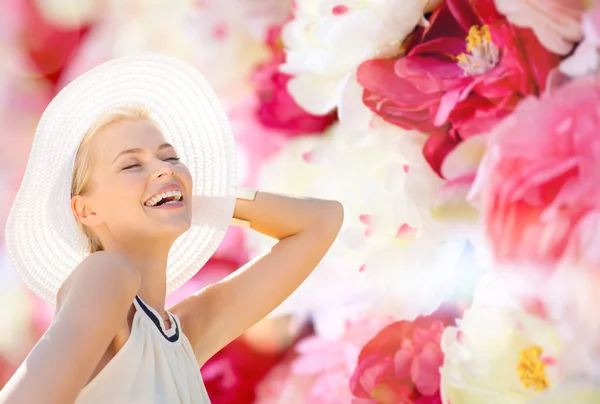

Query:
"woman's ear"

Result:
[[71, 195, 102, 227]]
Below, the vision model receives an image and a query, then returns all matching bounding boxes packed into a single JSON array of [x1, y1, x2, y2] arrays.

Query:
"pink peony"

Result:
[[251, 25, 337, 135], [357, 0, 560, 177], [349, 310, 456, 404], [494, 0, 586, 55], [472, 75, 600, 267], [255, 317, 394, 404]]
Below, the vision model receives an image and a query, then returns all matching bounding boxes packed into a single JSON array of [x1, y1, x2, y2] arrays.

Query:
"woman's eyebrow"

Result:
[[112, 143, 175, 163]]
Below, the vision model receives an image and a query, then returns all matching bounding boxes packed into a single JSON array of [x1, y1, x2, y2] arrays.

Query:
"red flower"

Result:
[[357, 0, 560, 177], [202, 338, 290, 404], [252, 25, 337, 135], [349, 309, 456, 404]]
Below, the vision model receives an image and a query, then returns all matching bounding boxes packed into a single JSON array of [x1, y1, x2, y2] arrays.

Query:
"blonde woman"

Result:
[[0, 54, 343, 404]]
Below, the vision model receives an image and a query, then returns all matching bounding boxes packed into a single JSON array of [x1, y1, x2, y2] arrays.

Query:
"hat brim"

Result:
[[5, 53, 237, 306]]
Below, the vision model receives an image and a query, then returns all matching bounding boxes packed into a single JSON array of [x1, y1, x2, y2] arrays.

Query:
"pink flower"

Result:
[[357, 0, 560, 177], [202, 335, 295, 404], [255, 317, 394, 404], [472, 75, 600, 267], [14, 0, 89, 87], [225, 95, 288, 187], [0, 354, 16, 391], [495, 0, 586, 55], [350, 310, 456, 404], [252, 25, 337, 135]]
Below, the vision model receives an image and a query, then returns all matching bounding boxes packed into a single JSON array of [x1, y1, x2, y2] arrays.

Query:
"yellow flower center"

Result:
[[517, 345, 550, 392], [456, 25, 499, 75], [466, 26, 492, 53]]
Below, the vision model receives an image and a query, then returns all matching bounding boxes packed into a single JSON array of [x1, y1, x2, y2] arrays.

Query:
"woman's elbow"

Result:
[[317, 200, 344, 237]]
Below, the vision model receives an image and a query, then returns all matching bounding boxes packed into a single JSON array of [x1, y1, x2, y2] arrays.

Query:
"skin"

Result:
[[0, 118, 343, 403]]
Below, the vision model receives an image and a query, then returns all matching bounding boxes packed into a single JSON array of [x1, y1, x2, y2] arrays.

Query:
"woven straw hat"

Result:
[[5, 53, 237, 306]]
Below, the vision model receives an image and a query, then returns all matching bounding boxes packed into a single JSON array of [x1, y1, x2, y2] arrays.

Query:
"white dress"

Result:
[[74, 296, 211, 404]]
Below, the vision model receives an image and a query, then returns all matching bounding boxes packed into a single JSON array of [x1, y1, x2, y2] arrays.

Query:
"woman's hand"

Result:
[[172, 191, 343, 365]]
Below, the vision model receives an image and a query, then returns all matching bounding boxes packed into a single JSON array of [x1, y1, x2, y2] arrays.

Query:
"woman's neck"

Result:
[[103, 239, 171, 316]]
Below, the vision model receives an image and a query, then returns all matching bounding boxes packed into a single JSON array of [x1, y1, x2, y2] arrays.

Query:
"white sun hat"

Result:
[[5, 53, 237, 306]]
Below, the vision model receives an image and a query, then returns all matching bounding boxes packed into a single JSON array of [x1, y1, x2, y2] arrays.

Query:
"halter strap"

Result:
[[134, 296, 180, 343]]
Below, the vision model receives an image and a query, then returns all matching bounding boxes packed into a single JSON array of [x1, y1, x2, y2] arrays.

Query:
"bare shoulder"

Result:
[[0, 252, 141, 403], [58, 251, 141, 310]]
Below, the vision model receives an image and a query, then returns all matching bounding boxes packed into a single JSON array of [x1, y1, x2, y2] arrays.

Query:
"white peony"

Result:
[[527, 381, 600, 404], [281, 0, 429, 117], [560, 4, 600, 77], [440, 274, 563, 404], [540, 261, 600, 382], [247, 120, 480, 337]]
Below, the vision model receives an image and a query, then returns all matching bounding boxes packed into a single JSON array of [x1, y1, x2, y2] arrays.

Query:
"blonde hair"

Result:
[[71, 105, 153, 253]]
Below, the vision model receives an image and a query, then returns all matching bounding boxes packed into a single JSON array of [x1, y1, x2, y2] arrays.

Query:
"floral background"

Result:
[[2, 0, 600, 402]]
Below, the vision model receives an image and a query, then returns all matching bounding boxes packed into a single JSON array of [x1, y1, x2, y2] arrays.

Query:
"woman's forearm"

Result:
[[233, 190, 344, 240]]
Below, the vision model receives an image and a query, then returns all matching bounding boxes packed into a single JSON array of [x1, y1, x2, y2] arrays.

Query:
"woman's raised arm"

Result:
[[0, 251, 140, 404], [173, 191, 343, 365]]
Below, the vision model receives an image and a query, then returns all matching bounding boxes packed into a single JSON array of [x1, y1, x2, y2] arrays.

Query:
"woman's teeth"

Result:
[[145, 190, 182, 207]]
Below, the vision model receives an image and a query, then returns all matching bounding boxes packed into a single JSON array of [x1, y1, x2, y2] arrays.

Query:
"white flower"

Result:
[[281, 0, 429, 116], [440, 274, 563, 404], [494, 0, 585, 56], [247, 120, 480, 336], [560, 5, 600, 77], [540, 262, 600, 381], [527, 381, 600, 404], [59, 0, 271, 100]]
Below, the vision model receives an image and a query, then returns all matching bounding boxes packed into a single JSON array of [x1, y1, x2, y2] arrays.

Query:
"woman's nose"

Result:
[[152, 160, 175, 180]]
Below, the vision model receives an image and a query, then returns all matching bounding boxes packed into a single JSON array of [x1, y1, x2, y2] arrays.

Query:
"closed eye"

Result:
[[122, 157, 179, 171]]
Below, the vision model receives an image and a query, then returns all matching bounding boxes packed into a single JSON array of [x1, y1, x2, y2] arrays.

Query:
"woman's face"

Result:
[[78, 118, 193, 248]]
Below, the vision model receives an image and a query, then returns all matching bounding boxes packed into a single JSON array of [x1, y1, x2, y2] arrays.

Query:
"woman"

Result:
[[0, 54, 343, 403]]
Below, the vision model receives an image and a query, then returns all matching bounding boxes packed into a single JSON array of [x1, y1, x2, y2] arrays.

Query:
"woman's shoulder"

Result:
[[57, 251, 141, 312]]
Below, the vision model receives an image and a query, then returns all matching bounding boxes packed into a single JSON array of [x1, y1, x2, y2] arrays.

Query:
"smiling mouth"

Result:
[[144, 190, 184, 207]]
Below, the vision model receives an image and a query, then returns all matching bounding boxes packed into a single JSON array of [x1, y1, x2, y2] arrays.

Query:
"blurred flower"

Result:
[[538, 263, 600, 381], [527, 381, 600, 404], [358, 0, 560, 177], [440, 275, 562, 404], [255, 316, 393, 403], [203, 0, 293, 40], [561, 1, 600, 77], [494, 0, 586, 55], [225, 96, 289, 188], [252, 25, 337, 135], [471, 75, 600, 268], [281, 0, 430, 116], [14, 0, 90, 86], [60, 0, 271, 100], [0, 353, 16, 391], [202, 330, 297, 404], [34, 0, 105, 28], [350, 308, 456, 404], [436, 135, 487, 225]]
